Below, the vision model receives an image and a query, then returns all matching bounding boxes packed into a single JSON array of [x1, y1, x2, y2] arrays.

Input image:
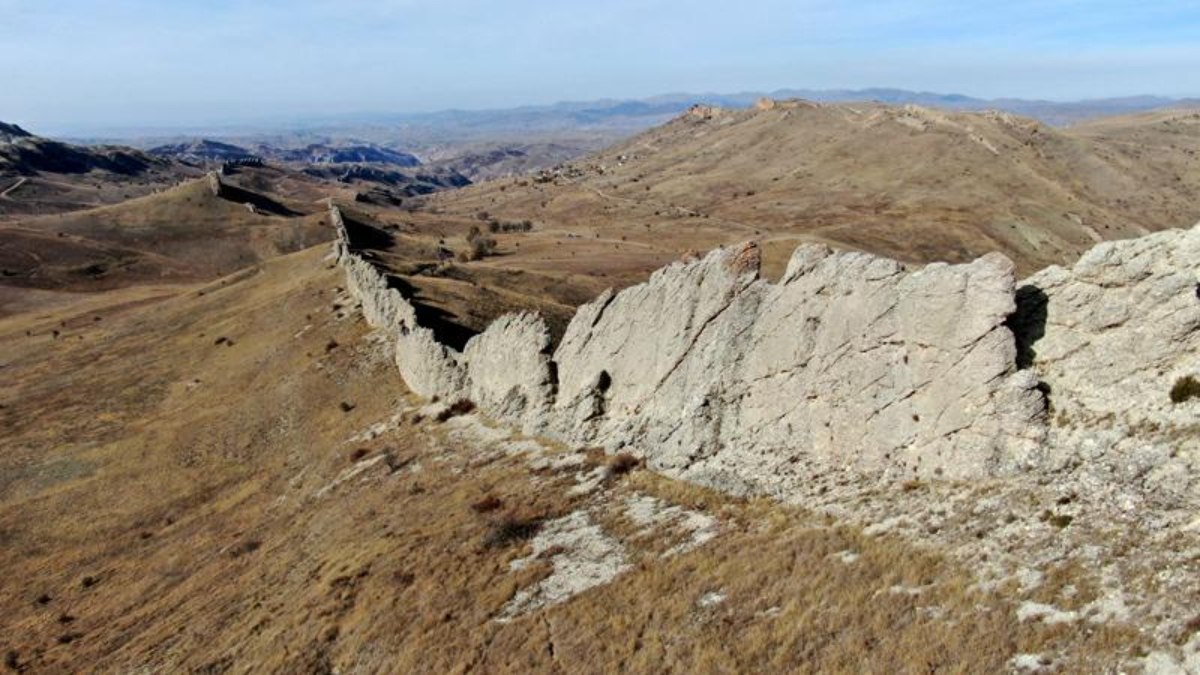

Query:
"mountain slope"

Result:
[[0, 243, 1143, 672], [0, 175, 331, 291], [1, 122, 197, 218], [148, 139, 259, 163], [417, 100, 1200, 277]]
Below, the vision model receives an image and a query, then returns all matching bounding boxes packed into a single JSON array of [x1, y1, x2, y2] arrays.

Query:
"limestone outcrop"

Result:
[[1010, 224, 1200, 497], [546, 242, 1045, 482], [333, 203, 1199, 495], [205, 171, 224, 197], [1015, 225, 1199, 427]]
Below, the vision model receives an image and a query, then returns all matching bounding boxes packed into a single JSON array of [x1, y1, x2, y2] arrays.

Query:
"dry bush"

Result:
[[470, 495, 503, 513], [462, 225, 498, 261], [607, 452, 641, 477], [482, 512, 542, 549], [1170, 375, 1200, 403], [435, 399, 475, 422]]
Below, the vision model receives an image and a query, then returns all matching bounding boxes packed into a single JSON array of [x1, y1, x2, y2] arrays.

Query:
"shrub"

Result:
[[463, 226, 497, 261], [483, 513, 542, 549], [435, 399, 475, 422], [470, 495, 503, 513], [1170, 375, 1200, 404], [468, 236, 497, 260], [607, 453, 641, 476], [1040, 510, 1073, 528]]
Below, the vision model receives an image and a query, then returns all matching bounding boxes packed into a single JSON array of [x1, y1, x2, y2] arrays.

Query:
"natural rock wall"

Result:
[[331, 205, 465, 399], [462, 312, 556, 434], [1015, 226, 1200, 427], [1010, 225, 1200, 497], [205, 171, 224, 197], [333, 203, 1199, 493], [546, 243, 1045, 482]]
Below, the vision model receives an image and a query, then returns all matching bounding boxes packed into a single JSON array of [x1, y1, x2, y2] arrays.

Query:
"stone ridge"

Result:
[[205, 171, 224, 198], [1012, 224, 1200, 498], [333, 204, 1199, 493]]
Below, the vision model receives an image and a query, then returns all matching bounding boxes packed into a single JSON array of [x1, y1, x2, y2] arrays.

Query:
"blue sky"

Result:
[[2, 0, 1198, 134]]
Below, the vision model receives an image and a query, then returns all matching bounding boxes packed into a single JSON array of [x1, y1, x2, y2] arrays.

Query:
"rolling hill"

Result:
[[408, 100, 1200, 279], [0, 172, 332, 294], [1, 122, 198, 218]]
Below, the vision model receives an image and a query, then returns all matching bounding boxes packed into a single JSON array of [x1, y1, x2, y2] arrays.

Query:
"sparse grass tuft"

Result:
[[607, 452, 641, 477], [1040, 510, 1073, 529]]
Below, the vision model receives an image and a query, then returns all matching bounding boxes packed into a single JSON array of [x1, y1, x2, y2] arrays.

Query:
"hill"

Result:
[[262, 143, 421, 167], [405, 100, 1200, 280], [1, 122, 198, 218], [0, 172, 332, 294], [0, 240, 1161, 672], [148, 139, 260, 164]]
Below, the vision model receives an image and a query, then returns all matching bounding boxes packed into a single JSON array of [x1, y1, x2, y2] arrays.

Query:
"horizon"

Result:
[[14, 86, 1200, 141], [4, 0, 1200, 135]]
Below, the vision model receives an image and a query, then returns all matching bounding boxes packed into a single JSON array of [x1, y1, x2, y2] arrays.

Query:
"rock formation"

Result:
[[333, 203, 1199, 496], [205, 171, 224, 198], [1010, 224, 1200, 498]]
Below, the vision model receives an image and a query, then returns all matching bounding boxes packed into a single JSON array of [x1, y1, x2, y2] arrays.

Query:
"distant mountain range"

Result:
[[51, 88, 1200, 145], [250, 89, 1200, 137], [2, 121, 161, 177]]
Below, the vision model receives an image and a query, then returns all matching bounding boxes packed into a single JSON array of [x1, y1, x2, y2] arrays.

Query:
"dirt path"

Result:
[[0, 177, 27, 200]]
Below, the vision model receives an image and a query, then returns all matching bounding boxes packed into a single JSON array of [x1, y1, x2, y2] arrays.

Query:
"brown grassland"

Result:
[[0, 245, 1140, 672]]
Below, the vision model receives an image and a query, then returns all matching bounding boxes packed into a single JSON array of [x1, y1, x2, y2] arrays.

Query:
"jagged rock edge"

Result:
[[332, 204, 1200, 495]]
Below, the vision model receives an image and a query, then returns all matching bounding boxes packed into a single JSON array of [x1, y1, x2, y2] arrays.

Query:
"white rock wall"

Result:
[[333, 202, 1200, 491], [540, 242, 1044, 482], [462, 312, 556, 434]]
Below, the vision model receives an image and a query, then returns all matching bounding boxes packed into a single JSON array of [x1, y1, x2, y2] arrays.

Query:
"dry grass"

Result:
[[371, 102, 1200, 290], [0, 242, 1146, 672]]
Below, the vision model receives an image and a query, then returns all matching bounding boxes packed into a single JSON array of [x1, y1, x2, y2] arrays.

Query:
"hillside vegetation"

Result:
[[413, 100, 1200, 278], [0, 174, 331, 293]]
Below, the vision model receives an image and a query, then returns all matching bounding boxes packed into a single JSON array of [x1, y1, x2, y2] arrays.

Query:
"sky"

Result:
[[2, 0, 1199, 134]]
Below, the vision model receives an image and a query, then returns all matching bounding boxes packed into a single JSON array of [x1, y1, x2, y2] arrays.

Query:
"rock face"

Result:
[[462, 312, 556, 434], [334, 204, 1199, 495], [1015, 225, 1200, 427], [1011, 224, 1200, 497], [206, 171, 224, 198], [544, 242, 1043, 483]]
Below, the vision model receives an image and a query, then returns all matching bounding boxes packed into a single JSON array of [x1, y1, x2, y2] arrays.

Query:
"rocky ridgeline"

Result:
[[333, 204, 1199, 498], [205, 171, 224, 198]]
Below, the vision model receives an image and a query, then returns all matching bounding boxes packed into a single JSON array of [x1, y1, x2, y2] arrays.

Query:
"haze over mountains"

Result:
[[54, 88, 1200, 143]]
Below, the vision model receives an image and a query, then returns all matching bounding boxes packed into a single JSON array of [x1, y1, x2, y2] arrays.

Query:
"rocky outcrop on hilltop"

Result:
[[546, 242, 1046, 486], [335, 205, 1198, 497]]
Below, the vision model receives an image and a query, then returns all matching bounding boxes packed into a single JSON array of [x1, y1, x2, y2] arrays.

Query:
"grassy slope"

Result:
[[0, 244, 1139, 672], [0, 176, 332, 292], [410, 102, 1200, 280]]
